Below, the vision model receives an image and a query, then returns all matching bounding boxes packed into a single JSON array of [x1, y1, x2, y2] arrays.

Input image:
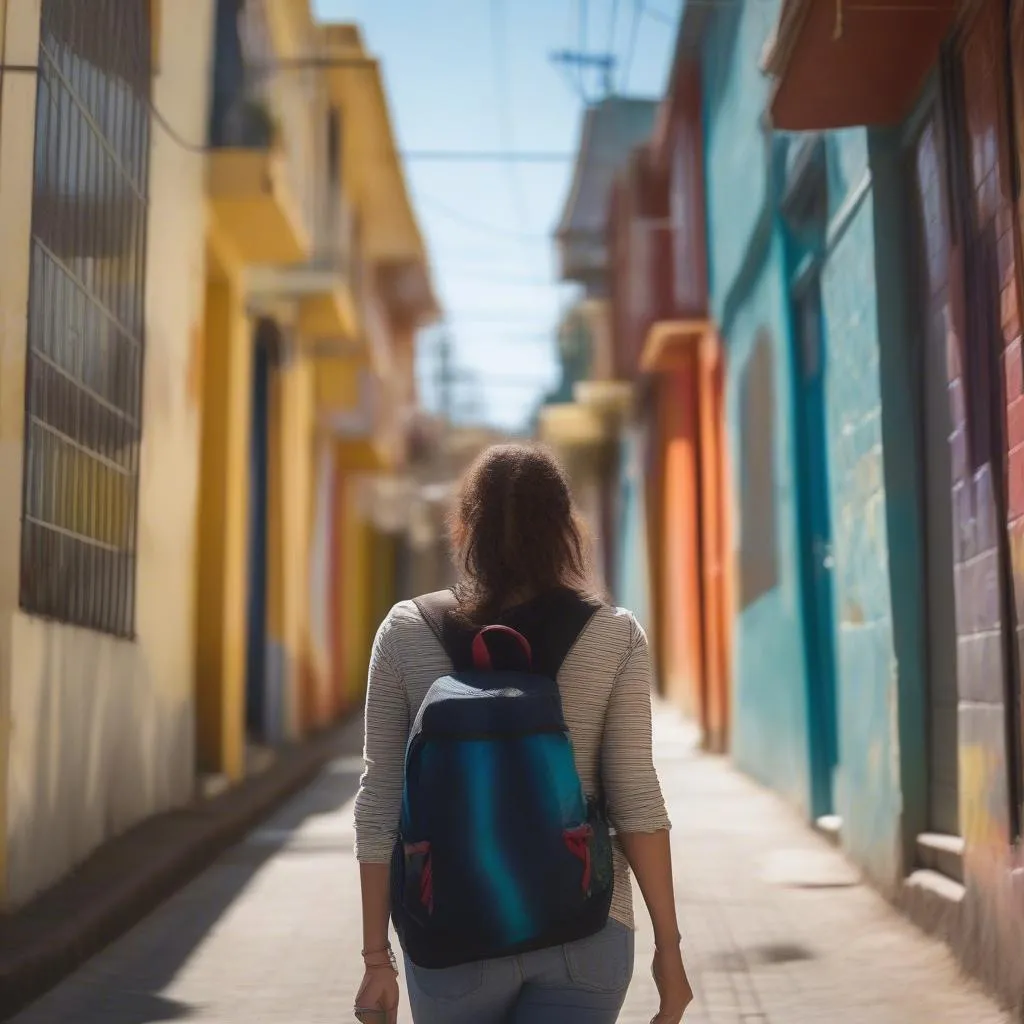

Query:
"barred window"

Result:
[[20, 0, 152, 636]]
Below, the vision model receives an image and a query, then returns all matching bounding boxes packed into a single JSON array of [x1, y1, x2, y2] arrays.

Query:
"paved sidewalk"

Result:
[[0, 722, 347, 1020], [11, 704, 1012, 1023]]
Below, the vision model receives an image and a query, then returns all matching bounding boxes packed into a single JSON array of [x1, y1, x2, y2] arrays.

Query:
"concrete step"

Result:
[[902, 868, 966, 943], [814, 814, 842, 847], [916, 831, 965, 884]]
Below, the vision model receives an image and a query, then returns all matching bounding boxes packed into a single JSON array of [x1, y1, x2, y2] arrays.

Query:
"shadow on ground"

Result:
[[10, 722, 365, 1024]]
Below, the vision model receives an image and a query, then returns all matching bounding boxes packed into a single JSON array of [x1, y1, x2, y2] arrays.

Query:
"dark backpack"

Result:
[[389, 588, 614, 969]]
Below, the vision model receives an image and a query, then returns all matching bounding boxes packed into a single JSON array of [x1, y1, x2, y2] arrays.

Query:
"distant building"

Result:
[[540, 96, 658, 598]]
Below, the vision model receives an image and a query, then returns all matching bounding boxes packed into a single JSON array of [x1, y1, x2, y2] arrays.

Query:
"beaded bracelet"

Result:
[[362, 944, 399, 975]]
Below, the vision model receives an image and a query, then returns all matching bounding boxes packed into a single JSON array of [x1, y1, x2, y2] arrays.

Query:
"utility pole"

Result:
[[549, 50, 617, 101], [435, 329, 455, 426]]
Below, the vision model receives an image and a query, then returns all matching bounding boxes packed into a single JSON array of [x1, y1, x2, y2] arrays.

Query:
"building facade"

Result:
[[605, 50, 731, 751], [642, 0, 916, 890], [541, 97, 658, 602], [0, 0, 435, 910], [0, 0, 215, 907], [766, 0, 1024, 1005]]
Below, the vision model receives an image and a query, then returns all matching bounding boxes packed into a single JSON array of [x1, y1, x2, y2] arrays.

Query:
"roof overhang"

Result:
[[554, 97, 658, 283], [640, 319, 715, 373], [573, 379, 633, 419], [244, 263, 358, 340], [537, 402, 609, 448], [764, 0, 960, 131]]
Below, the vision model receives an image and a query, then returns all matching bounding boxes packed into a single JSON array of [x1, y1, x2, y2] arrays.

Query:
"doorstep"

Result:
[[0, 717, 362, 1020]]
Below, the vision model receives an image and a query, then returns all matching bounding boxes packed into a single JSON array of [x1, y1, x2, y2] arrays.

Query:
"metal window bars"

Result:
[[19, 0, 151, 637]]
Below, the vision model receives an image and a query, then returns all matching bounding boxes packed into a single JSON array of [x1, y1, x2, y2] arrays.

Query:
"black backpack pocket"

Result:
[[390, 837, 433, 933]]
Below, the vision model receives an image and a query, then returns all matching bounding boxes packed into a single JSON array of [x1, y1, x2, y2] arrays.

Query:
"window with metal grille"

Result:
[[20, 0, 152, 636]]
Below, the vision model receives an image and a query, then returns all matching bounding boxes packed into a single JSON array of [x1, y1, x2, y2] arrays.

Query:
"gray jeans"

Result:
[[404, 920, 635, 1023]]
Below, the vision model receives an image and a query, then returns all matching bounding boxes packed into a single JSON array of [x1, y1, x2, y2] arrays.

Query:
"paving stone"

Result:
[[10, 703, 1012, 1023]]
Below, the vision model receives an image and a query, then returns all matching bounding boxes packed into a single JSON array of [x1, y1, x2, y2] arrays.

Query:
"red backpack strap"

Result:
[[471, 625, 532, 670]]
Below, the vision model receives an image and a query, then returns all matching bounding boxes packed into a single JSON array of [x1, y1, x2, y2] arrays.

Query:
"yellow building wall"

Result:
[[281, 354, 314, 739], [194, 259, 250, 782], [0, 0, 215, 908], [0, 0, 33, 909], [315, 353, 365, 412], [265, 347, 317, 741]]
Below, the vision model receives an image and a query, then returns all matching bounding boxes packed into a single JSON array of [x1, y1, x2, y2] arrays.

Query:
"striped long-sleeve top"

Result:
[[353, 597, 671, 931]]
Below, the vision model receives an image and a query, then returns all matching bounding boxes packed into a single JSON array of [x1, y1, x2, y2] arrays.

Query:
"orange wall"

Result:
[[660, 361, 705, 723], [697, 342, 731, 752]]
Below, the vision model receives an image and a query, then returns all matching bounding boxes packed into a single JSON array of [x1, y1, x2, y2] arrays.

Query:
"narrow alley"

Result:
[[9, 704, 1008, 1024]]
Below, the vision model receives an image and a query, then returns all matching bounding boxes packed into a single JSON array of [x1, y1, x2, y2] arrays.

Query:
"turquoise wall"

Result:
[[702, 0, 813, 814], [723, 256, 812, 811], [819, 131, 904, 887], [702, 3, 908, 887]]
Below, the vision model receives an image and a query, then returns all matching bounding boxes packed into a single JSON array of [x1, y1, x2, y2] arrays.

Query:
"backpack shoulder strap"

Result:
[[545, 591, 603, 676], [512, 589, 603, 680], [413, 589, 459, 658]]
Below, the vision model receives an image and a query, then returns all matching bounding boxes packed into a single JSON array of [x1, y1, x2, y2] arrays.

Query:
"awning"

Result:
[[640, 319, 714, 373], [574, 379, 633, 418], [764, 0, 960, 131], [538, 402, 609, 448]]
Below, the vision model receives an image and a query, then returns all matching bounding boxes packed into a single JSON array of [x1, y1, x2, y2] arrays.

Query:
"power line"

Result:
[[623, 0, 644, 92], [607, 0, 622, 92], [642, 3, 678, 25], [579, 0, 589, 94], [460, 375, 558, 385], [442, 271, 566, 286], [417, 192, 545, 241], [550, 51, 616, 101], [490, 0, 531, 228], [402, 149, 575, 163], [448, 315, 561, 325]]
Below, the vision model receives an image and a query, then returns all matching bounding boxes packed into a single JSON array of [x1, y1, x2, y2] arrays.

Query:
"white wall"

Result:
[[1, 0, 215, 907]]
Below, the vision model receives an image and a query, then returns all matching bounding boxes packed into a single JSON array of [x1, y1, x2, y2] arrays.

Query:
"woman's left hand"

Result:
[[651, 943, 694, 1022], [355, 964, 400, 1023]]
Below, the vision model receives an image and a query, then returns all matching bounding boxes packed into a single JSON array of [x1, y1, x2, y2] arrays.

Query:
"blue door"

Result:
[[791, 277, 839, 819], [245, 323, 272, 740]]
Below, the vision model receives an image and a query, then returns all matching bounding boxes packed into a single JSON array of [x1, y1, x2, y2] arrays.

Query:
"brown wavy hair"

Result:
[[449, 443, 594, 621]]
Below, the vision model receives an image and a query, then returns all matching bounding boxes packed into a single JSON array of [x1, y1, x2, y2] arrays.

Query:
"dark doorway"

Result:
[[245, 318, 277, 740], [904, 106, 961, 838]]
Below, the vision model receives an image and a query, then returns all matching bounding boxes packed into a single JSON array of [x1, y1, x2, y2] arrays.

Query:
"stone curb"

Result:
[[0, 724, 351, 1020]]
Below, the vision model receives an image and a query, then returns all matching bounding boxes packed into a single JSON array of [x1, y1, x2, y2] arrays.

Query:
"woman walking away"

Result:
[[353, 443, 693, 1024]]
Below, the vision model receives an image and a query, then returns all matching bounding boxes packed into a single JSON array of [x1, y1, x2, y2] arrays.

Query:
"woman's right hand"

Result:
[[651, 943, 694, 1022], [355, 965, 400, 1024]]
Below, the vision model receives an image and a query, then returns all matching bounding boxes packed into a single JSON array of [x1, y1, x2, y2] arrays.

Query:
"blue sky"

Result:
[[313, 0, 679, 431]]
